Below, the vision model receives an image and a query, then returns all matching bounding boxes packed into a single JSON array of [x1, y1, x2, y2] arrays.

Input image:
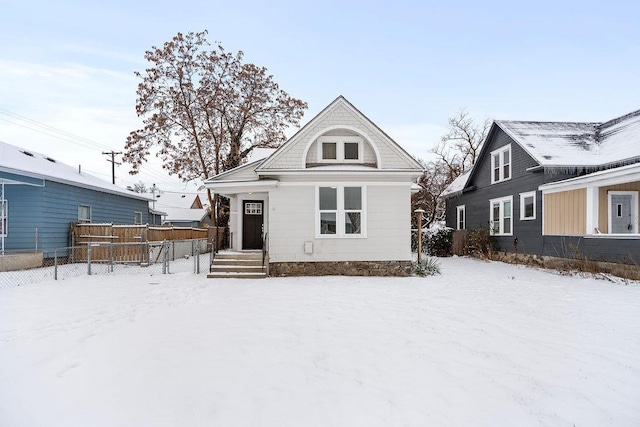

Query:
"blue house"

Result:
[[0, 141, 153, 254]]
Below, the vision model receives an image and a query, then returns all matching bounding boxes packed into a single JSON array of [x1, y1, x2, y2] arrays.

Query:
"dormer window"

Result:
[[322, 142, 337, 160], [318, 137, 363, 163]]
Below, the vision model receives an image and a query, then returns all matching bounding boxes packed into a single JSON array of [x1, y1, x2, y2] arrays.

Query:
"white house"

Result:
[[205, 96, 424, 276]]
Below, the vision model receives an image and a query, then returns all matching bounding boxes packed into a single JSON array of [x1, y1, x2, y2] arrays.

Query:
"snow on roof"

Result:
[[442, 171, 471, 198], [497, 109, 640, 167], [0, 140, 151, 201], [246, 147, 276, 164], [153, 192, 209, 222]]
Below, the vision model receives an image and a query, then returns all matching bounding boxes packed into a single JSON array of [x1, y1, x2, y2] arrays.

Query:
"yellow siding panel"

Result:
[[544, 188, 586, 235]]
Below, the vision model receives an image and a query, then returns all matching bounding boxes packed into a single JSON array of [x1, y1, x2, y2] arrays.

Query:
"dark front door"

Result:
[[242, 200, 264, 249]]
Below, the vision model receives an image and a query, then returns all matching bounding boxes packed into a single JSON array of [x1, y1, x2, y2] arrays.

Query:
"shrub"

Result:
[[467, 225, 499, 258], [427, 227, 453, 257], [413, 256, 441, 277]]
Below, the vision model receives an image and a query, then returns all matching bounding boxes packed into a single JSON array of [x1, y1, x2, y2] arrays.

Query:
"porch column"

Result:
[[585, 186, 599, 234]]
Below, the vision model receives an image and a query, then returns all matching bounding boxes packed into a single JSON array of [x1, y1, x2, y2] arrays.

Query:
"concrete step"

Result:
[[215, 251, 262, 260], [210, 265, 265, 273], [207, 271, 267, 279], [209, 251, 268, 279], [212, 259, 263, 266]]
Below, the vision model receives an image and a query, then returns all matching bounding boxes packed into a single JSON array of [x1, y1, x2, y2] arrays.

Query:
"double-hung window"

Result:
[[456, 205, 466, 230], [0, 199, 7, 237], [318, 137, 363, 163], [318, 185, 365, 237], [520, 191, 536, 220], [490, 196, 513, 235], [78, 205, 91, 223], [134, 212, 143, 225], [491, 145, 511, 184]]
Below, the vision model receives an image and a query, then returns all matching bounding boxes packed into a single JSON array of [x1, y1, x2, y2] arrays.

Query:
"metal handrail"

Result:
[[209, 236, 218, 273], [262, 232, 268, 272]]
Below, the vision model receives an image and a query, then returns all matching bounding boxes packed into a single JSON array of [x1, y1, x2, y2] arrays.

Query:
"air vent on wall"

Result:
[[45, 157, 56, 163]]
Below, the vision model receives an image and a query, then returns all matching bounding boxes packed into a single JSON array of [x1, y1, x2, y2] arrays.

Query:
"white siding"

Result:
[[263, 101, 420, 171], [268, 184, 412, 262]]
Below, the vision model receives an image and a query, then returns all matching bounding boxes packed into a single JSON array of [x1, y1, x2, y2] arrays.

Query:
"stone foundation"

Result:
[[490, 251, 640, 281], [269, 261, 413, 277]]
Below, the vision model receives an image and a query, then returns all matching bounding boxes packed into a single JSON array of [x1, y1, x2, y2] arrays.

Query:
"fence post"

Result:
[[195, 245, 200, 274], [109, 242, 114, 272], [87, 244, 92, 276], [54, 248, 58, 280], [162, 241, 168, 274]]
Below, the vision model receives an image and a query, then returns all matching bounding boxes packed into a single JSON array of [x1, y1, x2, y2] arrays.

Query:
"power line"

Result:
[[0, 108, 114, 151]]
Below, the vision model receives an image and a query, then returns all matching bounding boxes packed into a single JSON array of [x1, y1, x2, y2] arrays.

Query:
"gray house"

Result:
[[444, 109, 640, 263], [0, 141, 153, 254]]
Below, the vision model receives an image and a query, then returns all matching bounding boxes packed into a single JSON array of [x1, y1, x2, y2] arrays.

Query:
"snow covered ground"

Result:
[[1, 257, 639, 426]]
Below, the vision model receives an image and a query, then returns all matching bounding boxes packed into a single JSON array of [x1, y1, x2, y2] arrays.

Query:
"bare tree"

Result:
[[413, 109, 491, 229], [411, 159, 451, 228], [132, 181, 148, 193], [431, 109, 490, 177], [123, 30, 307, 224]]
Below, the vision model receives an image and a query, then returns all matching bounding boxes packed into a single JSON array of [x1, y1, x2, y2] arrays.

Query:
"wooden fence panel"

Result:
[[452, 230, 469, 256], [70, 223, 212, 262]]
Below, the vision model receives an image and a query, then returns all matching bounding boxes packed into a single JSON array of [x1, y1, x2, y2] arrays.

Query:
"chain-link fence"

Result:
[[0, 239, 210, 288]]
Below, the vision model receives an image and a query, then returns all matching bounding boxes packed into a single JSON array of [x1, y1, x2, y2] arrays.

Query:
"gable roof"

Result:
[[496, 108, 640, 168], [442, 170, 471, 198], [0, 140, 151, 201], [256, 95, 424, 172], [442, 108, 640, 198]]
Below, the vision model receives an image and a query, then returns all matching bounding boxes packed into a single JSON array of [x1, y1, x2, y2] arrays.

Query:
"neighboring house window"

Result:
[[0, 199, 7, 237], [490, 196, 513, 235], [318, 137, 363, 163], [134, 212, 143, 224], [520, 191, 536, 220], [317, 186, 365, 237], [78, 205, 91, 223], [491, 144, 511, 184], [456, 205, 466, 230]]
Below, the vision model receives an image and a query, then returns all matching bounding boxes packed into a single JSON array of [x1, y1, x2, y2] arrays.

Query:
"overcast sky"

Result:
[[1, 0, 639, 191]]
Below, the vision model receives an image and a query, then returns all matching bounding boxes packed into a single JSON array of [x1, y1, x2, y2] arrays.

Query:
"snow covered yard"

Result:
[[1, 258, 639, 427]]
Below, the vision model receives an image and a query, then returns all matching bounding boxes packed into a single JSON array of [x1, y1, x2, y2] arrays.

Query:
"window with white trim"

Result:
[[490, 196, 513, 235], [78, 205, 91, 223], [134, 212, 143, 225], [520, 191, 536, 220], [317, 185, 365, 237], [245, 203, 263, 215], [0, 199, 7, 237], [491, 144, 511, 184], [456, 205, 466, 230], [318, 137, 363, 163]]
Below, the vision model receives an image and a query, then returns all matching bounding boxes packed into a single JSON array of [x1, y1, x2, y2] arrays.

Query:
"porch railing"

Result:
[[262, 232, 268, 273]]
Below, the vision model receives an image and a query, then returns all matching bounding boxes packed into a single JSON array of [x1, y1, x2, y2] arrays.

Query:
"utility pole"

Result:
[[102, 151, 122, 184]]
